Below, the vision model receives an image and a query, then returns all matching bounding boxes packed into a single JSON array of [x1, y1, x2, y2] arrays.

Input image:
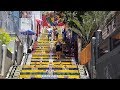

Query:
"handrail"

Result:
[[78, 65, 89, 79], [6, 65, 14, 78], [21, 53, 29, 66], [15, 33, 23, 45], [24, 53, 29, 65], [11, 66, 17, 78], [7, 65, 17, 79]]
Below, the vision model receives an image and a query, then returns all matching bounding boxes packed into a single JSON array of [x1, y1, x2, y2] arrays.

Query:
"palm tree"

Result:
[[68, 11, 109, 47], [56, 11, 109, 47]]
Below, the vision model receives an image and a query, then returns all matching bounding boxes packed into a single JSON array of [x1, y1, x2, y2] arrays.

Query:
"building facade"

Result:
[[96, 11, 120, 79]]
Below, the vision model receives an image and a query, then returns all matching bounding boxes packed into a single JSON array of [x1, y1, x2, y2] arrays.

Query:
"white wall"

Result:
[[19, 18, 32, 32]]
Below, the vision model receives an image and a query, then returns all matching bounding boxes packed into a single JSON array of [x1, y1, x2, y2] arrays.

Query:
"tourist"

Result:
[[62, 27, 67, 42], [53, 26, 56, 40], [54, 27, 59, 41], [47, 26, 52, 41], [55, 40, 62, 60]]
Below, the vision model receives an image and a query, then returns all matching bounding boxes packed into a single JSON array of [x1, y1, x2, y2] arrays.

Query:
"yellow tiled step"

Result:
[[38, 42, 49, 43], [32, 55, 52, 57], [31, 59, 49, 61], [36, 47, 50, 50], [39, 35, 47, 37], [51, 62, 62, 65], [38, 41, 50, 43], [52, 65, 77, 68], [39, 39, 48, 41], [38, 40, 49, 42], [32, 53, 55, 56], [40, 35, 48, 39], [58, 37, 62, 38], [37, 44, 50, 46], [31, 57, 57, 59], [38, 42, 57, 44], [34, 51, 50, 53], [23, 65, 77, 69], [35, 49, 50, 50], [22, 65, 77, 68], [36, 46, 50, 48], [42, 32, 48, 35], [19, 75, 42, 79], [19, 75, 80, 79], [40, 35, 48, 37], [34, 50, 50, 54], [32, 56, 56, 58], [60, 62, 73, 65], [20, 69, 79, 73], [34, 50, 50, 53], [33, 52, 50, 54], [38, 40, 57, 42], [22, 65, 49, 68], [33, 51, 49, 53], [21, 70, 79, 74], [35, 48, 50, 50], [40, 35, 47, 36], [35, 48, 50, 52], [39, 37, 47, 39], [30, 62, 67, 65], [30, 62, 49, 65], [54, 70, 79, 73], [38, 42, 50, 44], [58, 75, 80, 79], [21, 70, 47, 73], [30, 62, 73, 65]]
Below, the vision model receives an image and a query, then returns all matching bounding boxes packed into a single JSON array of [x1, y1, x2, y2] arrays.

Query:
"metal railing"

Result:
[[6, 65, 17, 79]]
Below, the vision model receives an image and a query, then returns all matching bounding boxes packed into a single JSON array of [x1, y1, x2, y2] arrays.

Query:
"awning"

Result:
[[20, 30, 35, 35]]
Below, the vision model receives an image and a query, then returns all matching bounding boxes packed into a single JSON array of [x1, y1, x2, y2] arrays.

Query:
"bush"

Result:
[[0, 28, 12, 45]]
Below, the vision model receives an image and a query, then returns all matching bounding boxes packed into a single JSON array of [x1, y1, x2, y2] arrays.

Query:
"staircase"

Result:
[[17, 27, 81, 79]]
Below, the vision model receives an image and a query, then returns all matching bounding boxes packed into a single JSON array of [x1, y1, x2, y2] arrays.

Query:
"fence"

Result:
[[0, 44, 14, 77], [80, 43, 91, 65]]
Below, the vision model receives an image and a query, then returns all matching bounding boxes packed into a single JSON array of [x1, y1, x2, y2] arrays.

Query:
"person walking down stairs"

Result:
[[54, 27, 59, 41], [47, 26, 52, 41], [55, 39, 62, 60]]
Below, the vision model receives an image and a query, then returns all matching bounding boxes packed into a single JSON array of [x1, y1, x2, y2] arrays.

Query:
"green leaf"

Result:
[[0, 30, 12, 45]]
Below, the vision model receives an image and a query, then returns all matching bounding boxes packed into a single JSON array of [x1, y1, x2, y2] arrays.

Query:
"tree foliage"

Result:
[[57, 11, 109, 47], [0, 28, 12, 45]]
